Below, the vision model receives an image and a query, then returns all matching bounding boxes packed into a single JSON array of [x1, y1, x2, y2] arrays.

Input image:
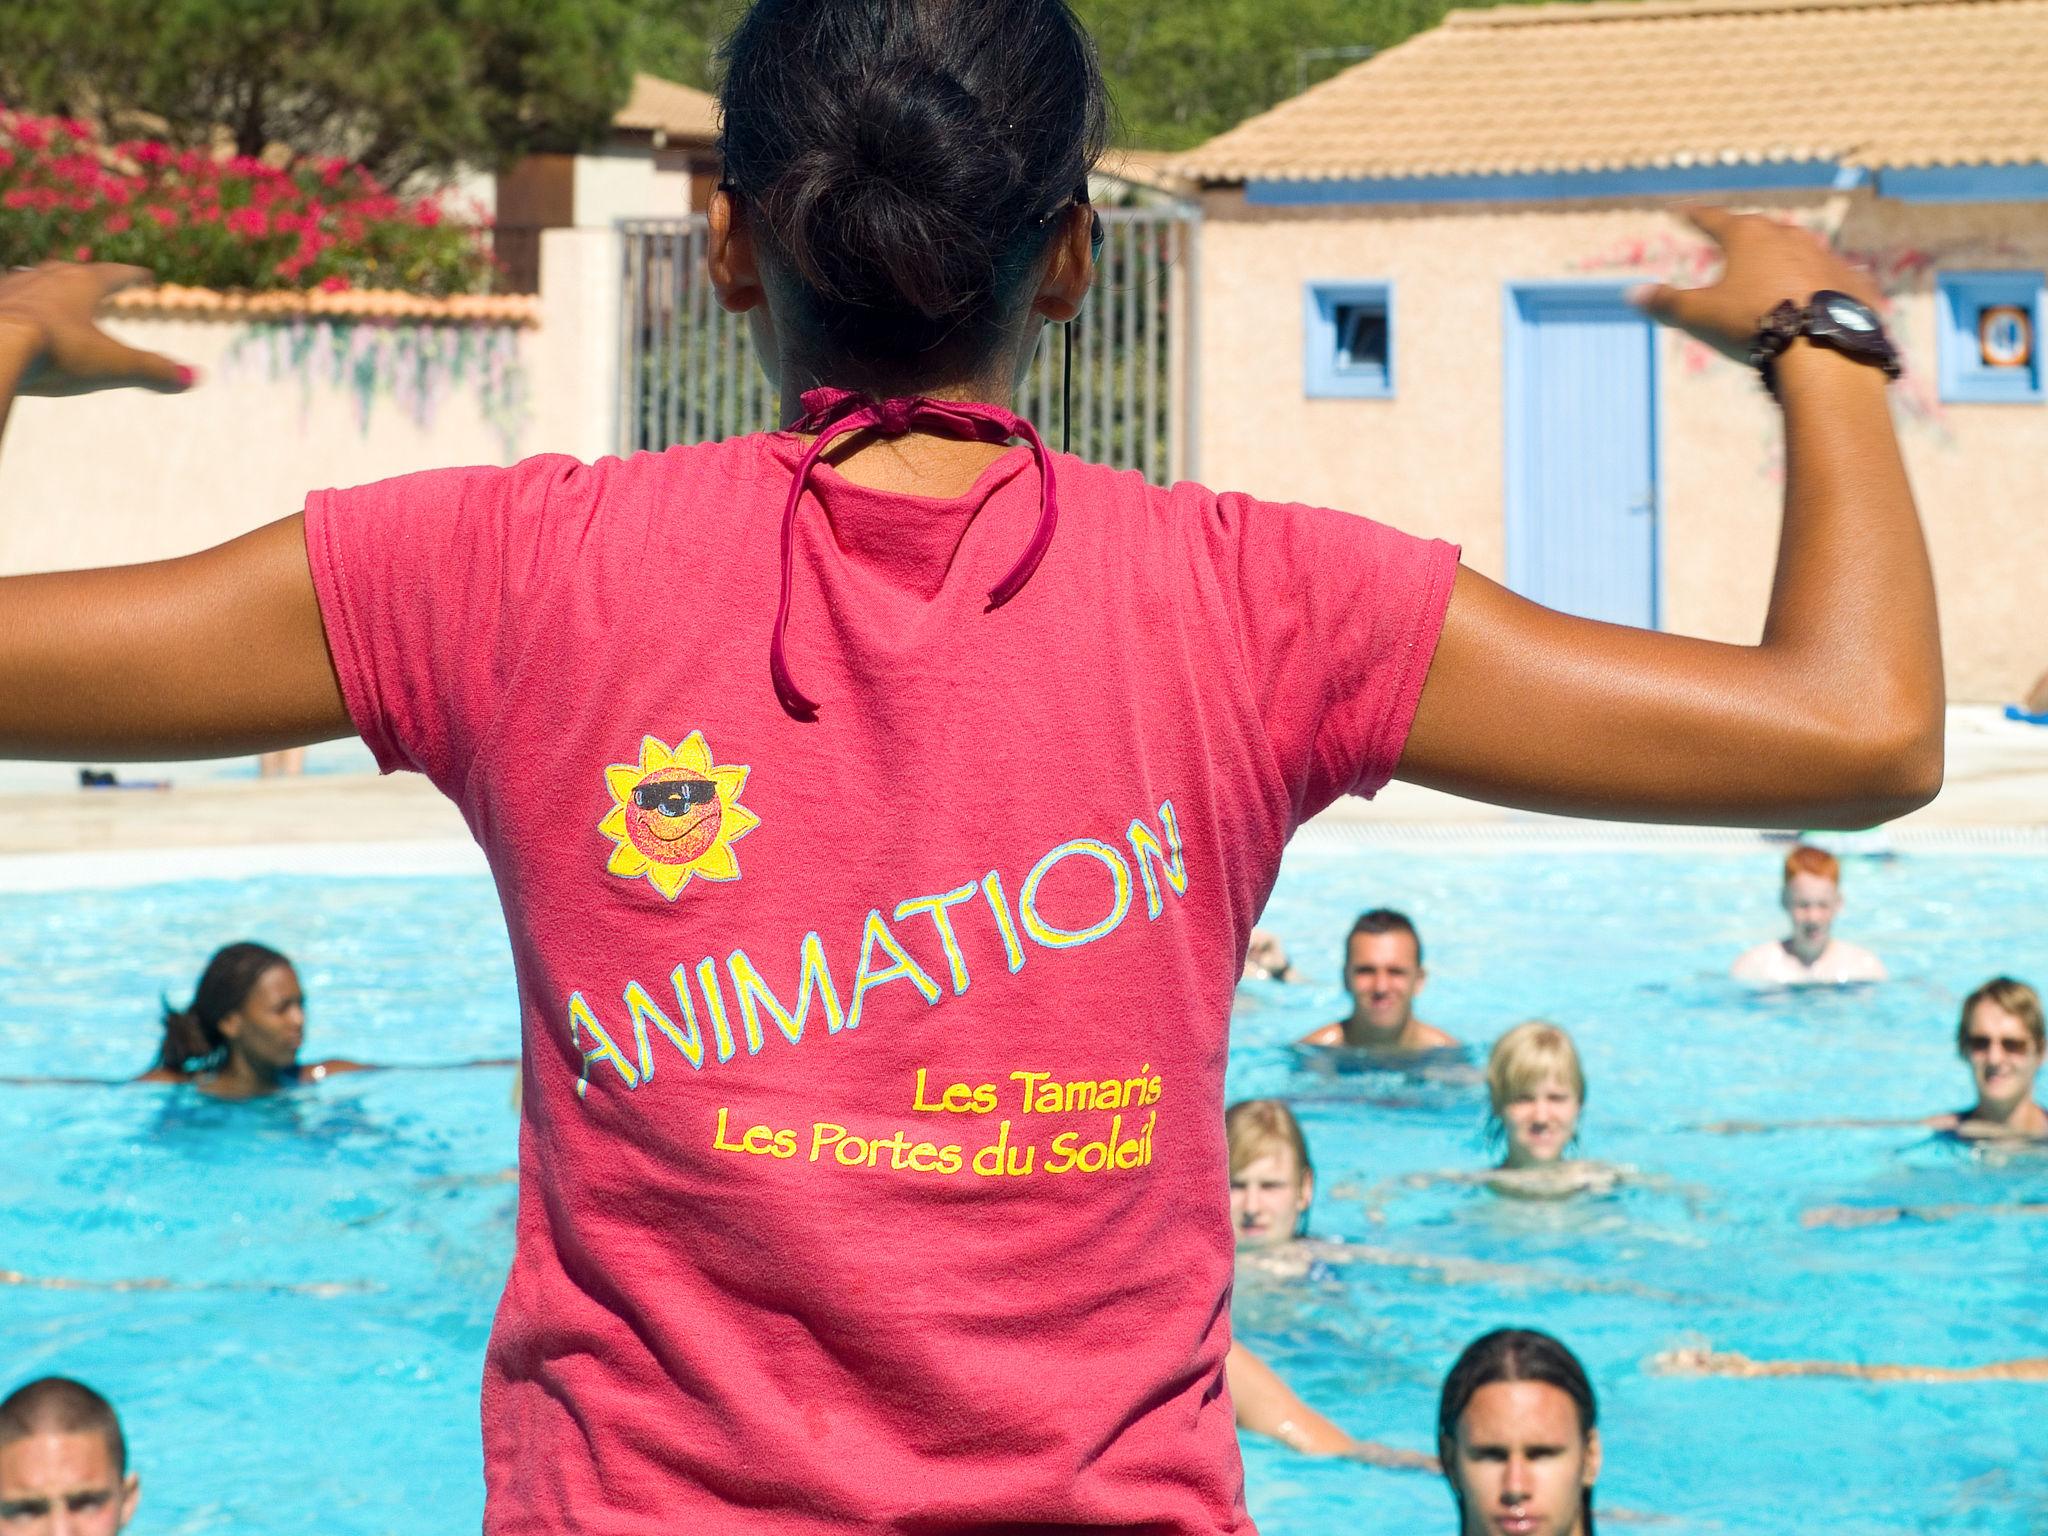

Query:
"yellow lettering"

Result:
[[1019, 838, 1133, 950], [567, 991, 639, 1095], [893, 882, 979, 995], [847, 910, 942, 1032], [728, 933, 844, 1049], [980, 870, 1027, 973], [626, 970, 703, 1079], [1126, 800, 1189, 921]]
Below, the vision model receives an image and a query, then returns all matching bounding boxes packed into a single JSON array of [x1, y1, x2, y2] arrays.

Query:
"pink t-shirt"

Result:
[[304, 432, 1458, 1534]]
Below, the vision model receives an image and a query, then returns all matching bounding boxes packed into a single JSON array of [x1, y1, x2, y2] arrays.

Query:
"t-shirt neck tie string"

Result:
[[771, 386, 1060, 720]]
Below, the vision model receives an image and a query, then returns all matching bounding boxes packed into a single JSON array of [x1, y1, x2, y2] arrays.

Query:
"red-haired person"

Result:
[[1732, 844, 1886, 984]]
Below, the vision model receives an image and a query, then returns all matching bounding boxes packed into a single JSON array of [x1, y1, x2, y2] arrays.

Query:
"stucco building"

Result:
[[1172, 0, 2048, 701]]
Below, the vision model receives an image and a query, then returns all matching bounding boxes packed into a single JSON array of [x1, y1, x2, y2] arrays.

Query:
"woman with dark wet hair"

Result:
[[0, 0, 1942, 1525], [135, 942, 366, 1097], [1438, 1330, 1601, 1536]]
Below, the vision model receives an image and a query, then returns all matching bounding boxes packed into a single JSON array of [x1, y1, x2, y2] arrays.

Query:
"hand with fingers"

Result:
[[1628, 205, 1882, 362], [0, 261, 196, 397]]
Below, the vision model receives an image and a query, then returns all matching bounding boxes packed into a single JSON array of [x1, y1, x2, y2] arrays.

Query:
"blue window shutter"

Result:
[[1303, 281, 1394, 398], [1937, 271, 2045, 403]]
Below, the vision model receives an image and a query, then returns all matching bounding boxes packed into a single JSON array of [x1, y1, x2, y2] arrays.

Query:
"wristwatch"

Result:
[[1750, 290, 1901, 399]]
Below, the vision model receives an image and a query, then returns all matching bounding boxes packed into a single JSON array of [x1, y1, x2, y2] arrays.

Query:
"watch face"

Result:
[[1814, 289, 1879, 334]]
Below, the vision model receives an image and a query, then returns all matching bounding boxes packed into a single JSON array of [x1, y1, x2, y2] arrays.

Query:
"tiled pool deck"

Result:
[[0, 707, 2042, 871]]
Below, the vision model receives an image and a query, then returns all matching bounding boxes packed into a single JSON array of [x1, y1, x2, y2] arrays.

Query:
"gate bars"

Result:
[[616, 205, 1198, 484]]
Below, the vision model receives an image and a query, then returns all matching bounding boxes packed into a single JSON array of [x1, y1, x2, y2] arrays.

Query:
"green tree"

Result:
[[0, 0, 640, 187], [623, 0, 732, 93]]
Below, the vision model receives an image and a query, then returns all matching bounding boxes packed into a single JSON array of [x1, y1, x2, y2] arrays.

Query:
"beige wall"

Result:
[[1194, 187, 2048, 702], [0, 227, 620, 575]]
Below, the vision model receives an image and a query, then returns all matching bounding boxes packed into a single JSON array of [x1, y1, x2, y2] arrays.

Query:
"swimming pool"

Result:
[[3, 839, 2044, 1532]]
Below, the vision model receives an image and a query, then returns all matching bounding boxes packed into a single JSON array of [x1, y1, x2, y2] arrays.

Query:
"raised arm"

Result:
[[0, 264, 351, 761], [1398, 210, 1942, 828]]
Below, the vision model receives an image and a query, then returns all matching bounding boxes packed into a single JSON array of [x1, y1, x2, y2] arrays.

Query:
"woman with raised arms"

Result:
[[0, 0, 1942, 1526]]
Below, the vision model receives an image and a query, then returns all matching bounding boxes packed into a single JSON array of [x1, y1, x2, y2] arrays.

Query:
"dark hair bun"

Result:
[[720, 0, 1108, 368]]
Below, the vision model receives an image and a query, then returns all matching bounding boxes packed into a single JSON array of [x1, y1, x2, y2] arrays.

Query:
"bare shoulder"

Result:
[[1833, 942, 1887, 980], [1297, 1023, 1343, 1047], [305, 1059, 375, 1080], [1413, 1022, 1459, 1049], [133, 1066, 187, 1085], [1730, 942, 1784, 980]]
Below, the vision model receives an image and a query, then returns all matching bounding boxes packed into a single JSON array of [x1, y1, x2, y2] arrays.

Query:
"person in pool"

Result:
[[0, 0, 1946, 1522], [134, 942, 366, 1098], [1438, 1329, 1602, 1536], [1222, 1099, 1435, 1468], [1654, 1345, 2048, 1383], [1731, 843, 1886, 985], [1712, 976, 2048, 1163], [1241, 927, 1303, 984], [1299, 909, 1459, 1053], [0, 1377, 139, 1534], [1376, 1023, 1644, 1205], [1929, 975, 2048, 1142]]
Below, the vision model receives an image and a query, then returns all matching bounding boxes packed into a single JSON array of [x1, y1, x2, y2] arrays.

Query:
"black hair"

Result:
[[0, 1376, 126, 1477], [1438, 1329, 1598, 1535], [717, 0, 1110, 382], [154, 941, 292, 1075], [1347, 907, 1423, 968]]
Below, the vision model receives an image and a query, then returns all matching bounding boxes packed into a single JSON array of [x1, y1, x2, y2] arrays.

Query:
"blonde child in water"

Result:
[[1376, 1023, 1646, 1204], [1222, 1100, 1434, 1468]]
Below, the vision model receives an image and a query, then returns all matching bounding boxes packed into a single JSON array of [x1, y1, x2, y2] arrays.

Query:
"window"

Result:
[[1304, 282, 1393, 397], [1937, 270, 2044, 403]]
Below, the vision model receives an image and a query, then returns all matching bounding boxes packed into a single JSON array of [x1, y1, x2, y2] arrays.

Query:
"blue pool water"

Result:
[[3, 842, 2045, 1532]]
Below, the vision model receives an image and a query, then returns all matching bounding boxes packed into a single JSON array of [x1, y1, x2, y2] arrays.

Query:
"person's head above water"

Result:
[[1486, 1022, 1585, 1170], [154, 941, 301, 1079], [710, 0, 1110, 402], [1438, 1329, 1601, 1536], [0, 1377, 138, 1534], [1226, 1098, 1313, 1248], [1780, 844, 1843, 954], [1957, 976, 2045, 1121], [1342, 908, 1427, 1033]]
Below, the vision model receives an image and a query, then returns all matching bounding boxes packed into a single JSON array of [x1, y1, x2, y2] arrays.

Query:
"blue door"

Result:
[[1504, 285, 1659, 628]]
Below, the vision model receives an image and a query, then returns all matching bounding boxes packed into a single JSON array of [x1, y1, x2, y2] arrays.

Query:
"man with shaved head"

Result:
[[0, 1378, 138, 1534]]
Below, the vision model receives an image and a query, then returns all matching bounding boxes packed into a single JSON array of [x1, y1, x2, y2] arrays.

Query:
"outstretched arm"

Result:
[[1398, 210, 1942, 829], [1225, 1340, 1437, 1468], [0, 264, 352, 761]]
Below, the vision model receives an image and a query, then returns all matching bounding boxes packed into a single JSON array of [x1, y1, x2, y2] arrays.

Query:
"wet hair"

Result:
[[1485, 1021, 1586, 1153], [1225, 1098, 1313, 1183], [1439, 1329, 1597, 1535], [1958, 976, 2045, 1055], [1783, 844, 1841, 886], [1345, 908, 1423, 969], [717, 0, 1110, 379], [0, 1377, 126, 1477], [154, 941, 292, 1075]]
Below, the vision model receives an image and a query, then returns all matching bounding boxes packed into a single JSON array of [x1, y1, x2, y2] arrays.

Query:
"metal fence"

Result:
[[617, 205, 1198, 482]]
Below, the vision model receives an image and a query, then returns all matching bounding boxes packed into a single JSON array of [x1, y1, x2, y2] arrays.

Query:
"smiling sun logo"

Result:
[[598, 732, 760, 901]]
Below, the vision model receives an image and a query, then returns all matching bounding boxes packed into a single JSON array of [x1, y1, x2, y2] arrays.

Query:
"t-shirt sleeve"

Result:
[[302, 453, 590, 796], [1218, 492, 1460, 818]]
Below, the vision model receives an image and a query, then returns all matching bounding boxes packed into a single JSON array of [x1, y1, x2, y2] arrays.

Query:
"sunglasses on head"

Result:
[[632, 780, 719, 816]]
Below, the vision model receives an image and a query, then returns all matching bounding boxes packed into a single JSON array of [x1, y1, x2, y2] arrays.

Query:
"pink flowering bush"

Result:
[[0, 110, 495, 294]]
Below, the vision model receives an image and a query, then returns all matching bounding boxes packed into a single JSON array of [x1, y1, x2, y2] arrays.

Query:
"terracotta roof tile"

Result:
[[107, 285, 540, 325], [613, 73, 720, 144], [1172, 0, 2048, 182]]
